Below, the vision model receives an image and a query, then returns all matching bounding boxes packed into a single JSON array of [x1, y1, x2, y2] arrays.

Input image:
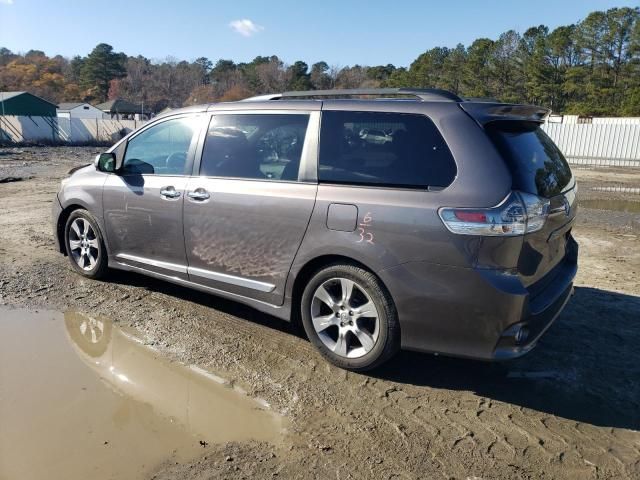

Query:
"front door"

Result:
[[183, 111, 319, 304], [103, 115, 202, 280]]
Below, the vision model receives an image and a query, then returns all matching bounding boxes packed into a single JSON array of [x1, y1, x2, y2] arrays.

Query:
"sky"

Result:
[[0, 0, 637, 67]]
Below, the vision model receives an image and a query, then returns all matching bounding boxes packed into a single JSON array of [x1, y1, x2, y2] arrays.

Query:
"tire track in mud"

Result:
[[2, 236, 639, 479], [2, 149, 640, 479], [2, 227, 640, 479]]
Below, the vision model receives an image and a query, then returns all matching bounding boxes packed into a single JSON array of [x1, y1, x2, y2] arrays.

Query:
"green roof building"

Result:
[[0, 91, 58, 117]]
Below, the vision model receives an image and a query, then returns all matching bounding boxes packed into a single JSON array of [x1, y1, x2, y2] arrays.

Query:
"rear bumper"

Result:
[[380, 235, 578, 360], [492, 283, 574, 359], [493, 235, 578, 359]]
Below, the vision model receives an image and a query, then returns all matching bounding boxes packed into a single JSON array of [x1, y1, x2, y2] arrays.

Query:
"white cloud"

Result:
[[229, 19, 264, 37], [0, 0, 15, 5]]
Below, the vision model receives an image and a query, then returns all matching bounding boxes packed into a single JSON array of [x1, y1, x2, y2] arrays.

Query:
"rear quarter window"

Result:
[[487, 122, 572, 198], [318, 111, 456, 189]]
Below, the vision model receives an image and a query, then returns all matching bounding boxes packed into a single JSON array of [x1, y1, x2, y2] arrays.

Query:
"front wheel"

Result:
[[300, 264, 400, 371], [64, 209, 108, 279]]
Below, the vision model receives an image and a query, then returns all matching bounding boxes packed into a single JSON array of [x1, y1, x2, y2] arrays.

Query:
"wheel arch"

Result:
[[56, 204, 86, 255], [289, 254, 394, 328]]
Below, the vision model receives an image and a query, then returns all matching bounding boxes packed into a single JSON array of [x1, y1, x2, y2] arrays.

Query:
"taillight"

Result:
[[438, 192, 549, 236], [520, 192, 549, 232]]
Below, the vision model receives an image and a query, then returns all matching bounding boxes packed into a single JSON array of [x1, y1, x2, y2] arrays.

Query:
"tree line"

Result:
[[0, 6, 638, 115]]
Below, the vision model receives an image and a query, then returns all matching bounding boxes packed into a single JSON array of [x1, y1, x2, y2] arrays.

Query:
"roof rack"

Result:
[[242, 88, 463, 102]]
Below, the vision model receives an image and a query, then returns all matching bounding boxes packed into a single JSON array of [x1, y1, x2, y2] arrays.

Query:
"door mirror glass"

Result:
[[96, 153, 116, 173]]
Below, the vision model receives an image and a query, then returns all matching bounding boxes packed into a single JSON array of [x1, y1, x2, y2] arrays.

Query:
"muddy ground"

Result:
[[1, 146, 639, 480]]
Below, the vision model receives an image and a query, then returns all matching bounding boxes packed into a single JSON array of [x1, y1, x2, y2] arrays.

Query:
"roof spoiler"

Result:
[[460, 102, 550, 125]]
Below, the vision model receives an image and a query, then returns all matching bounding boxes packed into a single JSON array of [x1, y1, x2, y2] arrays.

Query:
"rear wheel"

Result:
[[300, 264, 400, 371], [64, 209, 108, 279]]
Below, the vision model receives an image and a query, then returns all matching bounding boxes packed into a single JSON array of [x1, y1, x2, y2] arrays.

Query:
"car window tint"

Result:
[[487, 121, 573, 198], [200, 114, 310, 181], [318, 111, 456, 188], [123, 116, 199, 175]]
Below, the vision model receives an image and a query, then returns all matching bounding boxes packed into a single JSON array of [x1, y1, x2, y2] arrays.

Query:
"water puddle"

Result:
[[579, 198, 640, 213], [0, 307, 285, 480]]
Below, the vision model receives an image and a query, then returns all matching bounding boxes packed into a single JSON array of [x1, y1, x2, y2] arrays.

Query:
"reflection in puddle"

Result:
[[579, 198, 640, 213], [0, 307, 285, 480]]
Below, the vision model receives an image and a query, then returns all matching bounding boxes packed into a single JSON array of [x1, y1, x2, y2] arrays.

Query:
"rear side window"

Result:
[[487, 122, 572, 198], [319, 111, 456, 188]]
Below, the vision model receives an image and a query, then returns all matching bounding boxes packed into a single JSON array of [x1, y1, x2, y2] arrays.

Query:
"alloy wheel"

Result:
[[68, 217, 100, 271], [310, 277, 380, 359]]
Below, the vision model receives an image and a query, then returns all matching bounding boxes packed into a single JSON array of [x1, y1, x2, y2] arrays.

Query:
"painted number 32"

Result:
[[357, 212, 374, 245]]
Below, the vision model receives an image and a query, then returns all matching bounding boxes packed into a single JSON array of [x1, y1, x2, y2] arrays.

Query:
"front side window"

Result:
[[122, 116, 200, 175], [319, 111, 457, 188], [200, 114, 310, 181]]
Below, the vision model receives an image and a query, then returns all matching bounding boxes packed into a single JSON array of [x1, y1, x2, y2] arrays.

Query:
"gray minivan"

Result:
[[53, 88, 578, 371]]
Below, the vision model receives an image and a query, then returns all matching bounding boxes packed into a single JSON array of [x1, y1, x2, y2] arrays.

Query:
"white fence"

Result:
[[591, 117, 640, 125], [0, 115, 143, 144], [541, 123, 640, 167], [1, 114, 639, 168]]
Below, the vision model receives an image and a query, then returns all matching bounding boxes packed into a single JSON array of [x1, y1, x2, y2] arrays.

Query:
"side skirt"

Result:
[[109, 258, 292, 322]]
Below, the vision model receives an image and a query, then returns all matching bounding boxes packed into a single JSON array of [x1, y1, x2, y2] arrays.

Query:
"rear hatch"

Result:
[[486, 121, 577, 288]]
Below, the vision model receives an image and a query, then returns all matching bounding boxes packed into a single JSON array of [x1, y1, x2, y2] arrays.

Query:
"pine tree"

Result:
[[80, 43, 126, 102]]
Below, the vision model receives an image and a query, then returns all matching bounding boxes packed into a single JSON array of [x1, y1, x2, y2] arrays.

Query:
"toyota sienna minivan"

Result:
[[53, 88, 578, 371]]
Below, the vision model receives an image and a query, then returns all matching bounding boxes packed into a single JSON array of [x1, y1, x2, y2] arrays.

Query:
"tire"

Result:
[[300, 263, 400, 371], [64, 209, 108, 279]]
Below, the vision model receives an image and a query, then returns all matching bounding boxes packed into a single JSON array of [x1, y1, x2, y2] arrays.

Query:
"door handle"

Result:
[[187, 188, 210, 201], [160, 186, 181, 199]]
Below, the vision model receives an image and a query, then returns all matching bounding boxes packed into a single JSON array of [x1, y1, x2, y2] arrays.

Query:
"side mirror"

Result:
[[95, 152, 116, 173]]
